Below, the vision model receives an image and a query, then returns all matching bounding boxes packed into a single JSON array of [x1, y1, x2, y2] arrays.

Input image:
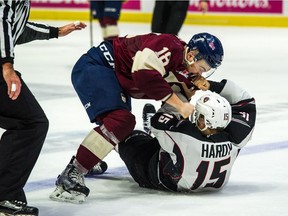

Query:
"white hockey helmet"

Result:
[[195, 93, 232, 131]]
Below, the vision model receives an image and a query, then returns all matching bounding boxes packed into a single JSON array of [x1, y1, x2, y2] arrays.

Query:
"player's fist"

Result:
[[194, 76, 210, 91]]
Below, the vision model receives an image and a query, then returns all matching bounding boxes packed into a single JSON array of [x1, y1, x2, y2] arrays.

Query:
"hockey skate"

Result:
[[49, 156, 90, 204], [142, 103, 156, 134], [0, 200, 38, 216], [85, 161, 108, 177]]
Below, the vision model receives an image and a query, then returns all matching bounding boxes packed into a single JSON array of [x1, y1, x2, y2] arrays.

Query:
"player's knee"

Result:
[[121, 111, 136, 133], [113, 109, 136, 139], [103, 109, 136, 142]]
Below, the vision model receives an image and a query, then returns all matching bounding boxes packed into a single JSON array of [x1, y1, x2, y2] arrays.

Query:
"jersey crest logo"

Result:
[[203, 97, 210, 103]]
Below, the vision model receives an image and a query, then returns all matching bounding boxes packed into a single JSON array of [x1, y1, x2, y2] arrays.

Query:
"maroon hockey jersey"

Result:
[[113, 33, 192, 101]]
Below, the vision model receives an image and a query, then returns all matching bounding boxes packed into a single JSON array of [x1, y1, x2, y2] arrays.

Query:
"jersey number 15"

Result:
[[191, 157, 231, 190]]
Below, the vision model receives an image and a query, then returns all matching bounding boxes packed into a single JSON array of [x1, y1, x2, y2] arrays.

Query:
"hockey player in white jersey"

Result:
[[118, 79, 256, 192]]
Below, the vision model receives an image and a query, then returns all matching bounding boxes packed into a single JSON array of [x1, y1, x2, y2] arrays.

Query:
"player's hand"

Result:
[[193, 76, 210, 91], [165, 93, 194, 119], [178, 103, 194, 119], [2, 63, 22, 100], [58, 21, 87, 37]]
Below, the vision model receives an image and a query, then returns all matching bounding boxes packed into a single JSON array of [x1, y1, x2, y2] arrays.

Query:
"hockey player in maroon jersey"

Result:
[[49, 33, 224, 203], [119, 79, 256, 192]]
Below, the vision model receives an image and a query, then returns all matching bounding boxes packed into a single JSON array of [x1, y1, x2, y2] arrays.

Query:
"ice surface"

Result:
[[5, 21, 288, 215]]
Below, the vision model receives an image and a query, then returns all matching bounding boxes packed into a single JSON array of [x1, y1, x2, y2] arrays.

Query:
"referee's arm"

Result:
[[16, 22, 59, 45], [0, 1, 17, 65]]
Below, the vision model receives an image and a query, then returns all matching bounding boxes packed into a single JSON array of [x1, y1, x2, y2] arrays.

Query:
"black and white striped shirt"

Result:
[[0, 0, 58, 65]]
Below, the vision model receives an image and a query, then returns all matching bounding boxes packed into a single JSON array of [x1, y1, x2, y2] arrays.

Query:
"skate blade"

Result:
[[49, 186, 86, 204]]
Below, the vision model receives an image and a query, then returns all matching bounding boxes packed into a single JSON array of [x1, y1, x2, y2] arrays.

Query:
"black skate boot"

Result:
[[85, 161, 108, 177], [49, 156, 90, 204], [142, 103, 156, 134], [0, 200, 38, 216]]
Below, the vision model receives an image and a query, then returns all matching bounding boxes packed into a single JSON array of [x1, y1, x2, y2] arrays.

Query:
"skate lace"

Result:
[[143, 113, 155, 131], [69, 167, 85, 186], [92, 163, 102, 173], [12, 200, 26, 207]]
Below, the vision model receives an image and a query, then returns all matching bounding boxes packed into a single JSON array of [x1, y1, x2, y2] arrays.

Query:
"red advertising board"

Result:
[[31, 0, 282, 14], [189, 0, 283, 13], [31, 0, 140, 10]]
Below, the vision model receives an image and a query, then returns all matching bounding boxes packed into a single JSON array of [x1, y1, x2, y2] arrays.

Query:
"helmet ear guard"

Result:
[[195, 93, 232, 131], [184, 47, 195, 66]]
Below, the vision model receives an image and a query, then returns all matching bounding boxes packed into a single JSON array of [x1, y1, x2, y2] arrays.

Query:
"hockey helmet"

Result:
[[195, 93, 231, 131], [187, 33, 224, 69]]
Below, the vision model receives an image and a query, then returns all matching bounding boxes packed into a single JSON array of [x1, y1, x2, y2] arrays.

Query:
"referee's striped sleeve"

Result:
[[0, 0, 14, 63], [0, 0, 29, 64]]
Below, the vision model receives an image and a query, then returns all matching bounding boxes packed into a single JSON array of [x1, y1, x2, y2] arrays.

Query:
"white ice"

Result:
[[7, 21, 288, 215]]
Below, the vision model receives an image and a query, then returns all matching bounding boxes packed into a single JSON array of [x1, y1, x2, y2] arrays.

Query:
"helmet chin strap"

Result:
[[196, 120, 208, 132], [198, 125, 208, 132]]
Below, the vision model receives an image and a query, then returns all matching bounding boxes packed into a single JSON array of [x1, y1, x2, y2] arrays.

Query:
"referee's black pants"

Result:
[[151, 0, 190, 35], [0, 71, 49, 203]]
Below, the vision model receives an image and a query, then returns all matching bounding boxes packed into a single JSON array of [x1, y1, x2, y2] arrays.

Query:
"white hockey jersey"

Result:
[[151, 79, 256, 192]]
